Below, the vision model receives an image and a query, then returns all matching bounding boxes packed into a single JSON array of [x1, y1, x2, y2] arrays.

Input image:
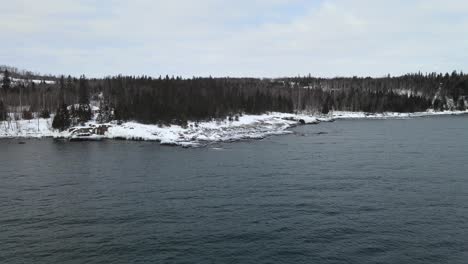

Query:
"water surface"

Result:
[[1, 116, 468, 263]]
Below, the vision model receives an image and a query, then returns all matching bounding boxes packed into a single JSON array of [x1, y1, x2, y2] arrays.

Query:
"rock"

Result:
[[94, 125, 110, 135], [298, 119, 306, 125]]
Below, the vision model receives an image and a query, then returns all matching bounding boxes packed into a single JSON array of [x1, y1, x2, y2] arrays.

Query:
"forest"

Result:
[[1, 65, 468, 130]]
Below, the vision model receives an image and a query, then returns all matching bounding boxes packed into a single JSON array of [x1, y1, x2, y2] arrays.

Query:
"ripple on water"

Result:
[[1, 116, 468, 264]]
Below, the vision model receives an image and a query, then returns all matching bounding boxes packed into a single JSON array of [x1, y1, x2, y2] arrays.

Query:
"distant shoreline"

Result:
[[1, 110, 467, 147]]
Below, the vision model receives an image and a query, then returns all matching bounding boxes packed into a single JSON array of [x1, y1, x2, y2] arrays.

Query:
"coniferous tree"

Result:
[[96, 97, 114, 123], [52, 103, 71, 130], [2, 70, 11, 90], [0, 100, 6, 121], [75, 75, 91, 123], [59, 75, 65, 105], [78, 75, 89, 105]]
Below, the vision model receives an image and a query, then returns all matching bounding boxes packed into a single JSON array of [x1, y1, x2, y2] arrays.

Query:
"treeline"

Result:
[[0, 65, 56, 83], [102, 76, 294, 124], [1, 68, 468, 128]]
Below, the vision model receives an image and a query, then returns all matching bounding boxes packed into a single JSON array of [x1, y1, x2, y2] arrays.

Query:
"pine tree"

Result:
[[74, 75, 92, 123], [2, 70, 11, 90], [0, 100, 6, 121], [457, 98, 466, 111], [59, 75, 65, 105], [96, 98, 114, 123], [78, 75, 89, 105], [52, 104, 71, 130]]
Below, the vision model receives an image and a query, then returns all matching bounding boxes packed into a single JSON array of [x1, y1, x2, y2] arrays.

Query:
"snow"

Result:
[[1, 110, 467, 147], [95, 113, 321, 146], [11, 77, 55, 85], [0, 73, 56, 85], [0, 118, 56, 138], [331, 110, 468, 119], [66, 104, 99, 111], [394, 89, 423, 97]]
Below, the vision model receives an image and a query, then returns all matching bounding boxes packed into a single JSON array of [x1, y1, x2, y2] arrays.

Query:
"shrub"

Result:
[[40, 109, 51, 118], [22, 110, 34, 120]]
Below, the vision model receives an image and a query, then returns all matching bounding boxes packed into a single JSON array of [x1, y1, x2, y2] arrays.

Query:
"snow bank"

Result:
[[331, 110, 468, 119], [71, 113, 322, 147], [0, 118, 56, 138], [1, 110, 467, 147]]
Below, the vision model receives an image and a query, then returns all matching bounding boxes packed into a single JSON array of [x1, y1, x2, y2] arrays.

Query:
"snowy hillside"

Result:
[[0, 73, 55, 86]]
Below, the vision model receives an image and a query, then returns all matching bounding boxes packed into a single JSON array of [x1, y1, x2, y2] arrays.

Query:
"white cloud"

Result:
[[1, 0, 467, 77]]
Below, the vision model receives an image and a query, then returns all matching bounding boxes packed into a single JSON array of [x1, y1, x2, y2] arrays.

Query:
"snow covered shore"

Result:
[[1, 110, 467, 147], [331, 110, 468, 119]]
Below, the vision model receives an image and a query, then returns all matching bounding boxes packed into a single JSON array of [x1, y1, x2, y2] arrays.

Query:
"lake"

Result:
[[1, 115, 468, 264]]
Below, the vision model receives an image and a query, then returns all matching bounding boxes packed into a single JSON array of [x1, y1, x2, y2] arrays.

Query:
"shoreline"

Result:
[[1, 110, 467, 147]]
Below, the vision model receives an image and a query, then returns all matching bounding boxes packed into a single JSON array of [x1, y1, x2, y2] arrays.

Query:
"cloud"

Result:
[[1, 0, 467, 77]]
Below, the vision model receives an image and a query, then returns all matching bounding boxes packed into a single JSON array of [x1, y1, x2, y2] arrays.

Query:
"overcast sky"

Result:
[[1, 0, 468, 77]]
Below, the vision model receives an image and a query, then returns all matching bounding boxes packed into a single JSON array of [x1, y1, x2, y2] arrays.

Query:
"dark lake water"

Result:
[[1, 116, 468, 264]]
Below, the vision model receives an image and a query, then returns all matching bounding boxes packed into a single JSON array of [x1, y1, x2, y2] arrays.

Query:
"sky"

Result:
[[1, 0, 468, 78]]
